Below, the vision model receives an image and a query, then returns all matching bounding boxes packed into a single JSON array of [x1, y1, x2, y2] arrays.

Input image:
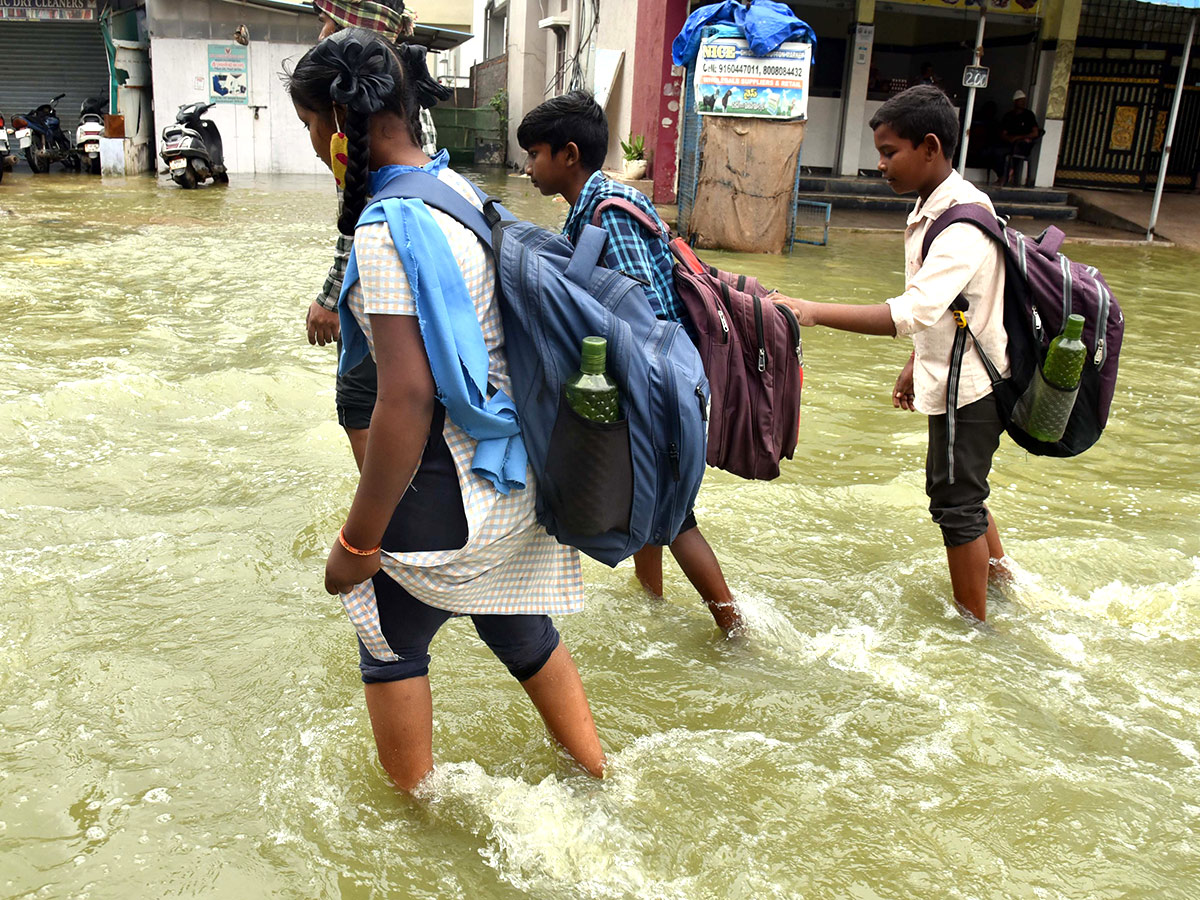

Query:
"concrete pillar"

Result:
[[505, 0, 549, 165], [1032, 0, 1081, 188], [631, 0, 688, 203], [836, 0, 875, 177]]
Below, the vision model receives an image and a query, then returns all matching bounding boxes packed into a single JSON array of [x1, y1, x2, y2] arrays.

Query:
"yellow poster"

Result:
[[886, 0, 1041, 17]]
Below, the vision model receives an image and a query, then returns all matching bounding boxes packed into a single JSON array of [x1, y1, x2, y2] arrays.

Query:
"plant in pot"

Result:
[[621, 134, 647, 180]]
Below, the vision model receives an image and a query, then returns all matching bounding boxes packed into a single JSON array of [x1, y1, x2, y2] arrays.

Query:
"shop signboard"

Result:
[[885, 0, 1041, 16], [208, 43, 249, 105], [0, 0, 96, 20], [695, 36, 811, 120]]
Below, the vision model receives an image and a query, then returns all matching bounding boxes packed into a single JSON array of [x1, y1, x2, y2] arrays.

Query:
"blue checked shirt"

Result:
[[562, 170, 685, 322]]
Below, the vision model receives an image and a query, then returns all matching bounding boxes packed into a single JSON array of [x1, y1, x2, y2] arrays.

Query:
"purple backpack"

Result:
[[922, 204, 1123, 464], [592, 198, 804, 480]]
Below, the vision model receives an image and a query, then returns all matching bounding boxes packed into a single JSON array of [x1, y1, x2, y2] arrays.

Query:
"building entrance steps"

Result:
[[795, 174, 1077, 221]]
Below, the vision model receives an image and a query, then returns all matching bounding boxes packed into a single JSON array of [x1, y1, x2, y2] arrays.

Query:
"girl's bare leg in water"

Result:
[[519, 642, 606, 777], [364, 677, 435, 792], [364, 642, 605, 791]]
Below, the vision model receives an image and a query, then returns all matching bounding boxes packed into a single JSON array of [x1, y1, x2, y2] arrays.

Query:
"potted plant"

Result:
[[621, 134, 647, 180]]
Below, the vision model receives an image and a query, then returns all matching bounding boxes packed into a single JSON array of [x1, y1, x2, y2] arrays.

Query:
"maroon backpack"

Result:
[[592, 198, 804, 480], [922, 204, 1123, 469]]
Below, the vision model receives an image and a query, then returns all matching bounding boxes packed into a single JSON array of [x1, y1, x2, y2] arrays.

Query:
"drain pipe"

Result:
[[957, 7, 987, 176], [1147, 12, 1196, 242]]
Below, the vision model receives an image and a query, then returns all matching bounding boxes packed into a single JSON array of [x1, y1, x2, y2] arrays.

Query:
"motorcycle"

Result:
[[75, 97, 107, 176], [0, 113, 16, 183], [12, 92, 78, 173], [159, 102, 227, 189]]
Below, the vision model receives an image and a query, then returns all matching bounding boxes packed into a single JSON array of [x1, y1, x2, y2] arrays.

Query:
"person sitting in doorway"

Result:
[[1000, 90, 1041, 185]]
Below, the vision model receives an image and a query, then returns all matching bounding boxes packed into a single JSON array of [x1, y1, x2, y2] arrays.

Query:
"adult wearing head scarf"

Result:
[[305, 0, 453, 471]]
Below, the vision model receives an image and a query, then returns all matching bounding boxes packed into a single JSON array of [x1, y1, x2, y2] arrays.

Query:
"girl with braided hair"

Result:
[[289, 28, 605, 791]]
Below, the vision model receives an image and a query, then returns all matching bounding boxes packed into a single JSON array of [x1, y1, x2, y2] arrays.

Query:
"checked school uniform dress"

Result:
[[340, 166, 583, 663]]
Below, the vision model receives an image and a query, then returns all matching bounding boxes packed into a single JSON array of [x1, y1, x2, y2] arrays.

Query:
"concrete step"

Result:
[[796, 175, 1070, 206], [798, 191, 1078, 221]]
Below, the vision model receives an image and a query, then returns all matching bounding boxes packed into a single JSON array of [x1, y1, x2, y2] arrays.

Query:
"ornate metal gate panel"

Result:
[[1057, 54, 1164, 187], [1057, 50, 1199, 190]]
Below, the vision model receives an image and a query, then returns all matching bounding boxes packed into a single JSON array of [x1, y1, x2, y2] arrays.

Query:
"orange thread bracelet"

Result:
[[338, 526, 381, 557]]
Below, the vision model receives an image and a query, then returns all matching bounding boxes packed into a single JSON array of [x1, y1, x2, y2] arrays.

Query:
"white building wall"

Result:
[[596, 0, 637, 173], [504, 0, 638, 168], [149, 37, 324, 175], [146, 0, 324, 175]]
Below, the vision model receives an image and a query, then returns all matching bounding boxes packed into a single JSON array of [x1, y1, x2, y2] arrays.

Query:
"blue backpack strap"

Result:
[[367, 170, 512, 251]]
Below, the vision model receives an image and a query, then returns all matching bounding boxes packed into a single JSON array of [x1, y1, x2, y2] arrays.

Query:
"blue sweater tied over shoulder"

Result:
[[338, 154, 527, 496]]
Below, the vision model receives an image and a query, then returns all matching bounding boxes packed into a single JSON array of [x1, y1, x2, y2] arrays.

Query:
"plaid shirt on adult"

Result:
[[562, 170, 685, 322], [316, 216, 354, 312]]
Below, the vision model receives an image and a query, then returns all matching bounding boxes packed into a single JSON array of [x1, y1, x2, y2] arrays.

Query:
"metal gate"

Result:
[[1057, 49, 1200, 190]]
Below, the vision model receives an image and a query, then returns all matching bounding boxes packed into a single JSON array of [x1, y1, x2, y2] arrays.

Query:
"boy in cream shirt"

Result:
[[775, 85, 1012, 622]]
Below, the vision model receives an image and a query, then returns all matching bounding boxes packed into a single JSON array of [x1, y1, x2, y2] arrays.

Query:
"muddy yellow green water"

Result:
[[1, 170, 1197, 899]]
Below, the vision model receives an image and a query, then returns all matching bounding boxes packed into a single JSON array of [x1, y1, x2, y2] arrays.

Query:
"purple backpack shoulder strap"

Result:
[[921, 202, 1005, 260], [592, 196, 664, 238]]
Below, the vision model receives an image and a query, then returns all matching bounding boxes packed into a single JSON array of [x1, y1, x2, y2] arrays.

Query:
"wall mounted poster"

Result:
[[695, 36, 811, 120], [208, 44, 249, 105]]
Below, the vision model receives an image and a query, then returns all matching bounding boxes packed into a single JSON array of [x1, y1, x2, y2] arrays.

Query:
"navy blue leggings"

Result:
[[357, 402, 560, 684], [358, 573, 561, 684]]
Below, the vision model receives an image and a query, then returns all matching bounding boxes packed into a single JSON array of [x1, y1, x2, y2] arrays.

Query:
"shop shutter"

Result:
[[0, 21, 111, 134]]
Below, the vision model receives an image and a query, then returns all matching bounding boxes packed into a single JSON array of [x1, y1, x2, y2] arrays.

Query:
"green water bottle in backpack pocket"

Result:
[[1021, 313, 1087, 443], [565, 336, 620, 423]]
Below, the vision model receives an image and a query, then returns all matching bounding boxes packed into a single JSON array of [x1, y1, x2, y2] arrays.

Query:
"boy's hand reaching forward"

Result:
[[770, 292, 816, 326], [893, 353, 916, 411]]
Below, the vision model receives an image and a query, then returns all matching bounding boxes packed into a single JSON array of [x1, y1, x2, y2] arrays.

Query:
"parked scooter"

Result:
[[0, 114, 16, 184], [159, 102, 227, 189], [12, 92, 78, 173], [76, 97, 107, 175]]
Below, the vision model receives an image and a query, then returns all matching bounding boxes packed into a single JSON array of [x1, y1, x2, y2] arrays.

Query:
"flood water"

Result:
[[2, 168, 1198, 900]]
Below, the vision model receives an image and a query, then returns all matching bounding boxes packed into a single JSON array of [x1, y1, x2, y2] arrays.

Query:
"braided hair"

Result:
[[288, 28, 415, 235]]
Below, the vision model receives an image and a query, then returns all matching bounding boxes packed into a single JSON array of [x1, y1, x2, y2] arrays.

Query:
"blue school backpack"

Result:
[[368, 172, 710, 566]]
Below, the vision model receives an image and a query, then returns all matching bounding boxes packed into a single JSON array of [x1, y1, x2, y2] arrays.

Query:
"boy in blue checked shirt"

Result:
[[518, 91, 742, 635]]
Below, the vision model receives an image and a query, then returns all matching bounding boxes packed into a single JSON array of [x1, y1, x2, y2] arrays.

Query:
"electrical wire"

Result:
[[543, 0, 600, 97]]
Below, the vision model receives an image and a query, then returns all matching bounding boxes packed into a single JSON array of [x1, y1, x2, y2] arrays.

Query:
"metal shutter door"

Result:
[[0, 21, 110, 134]]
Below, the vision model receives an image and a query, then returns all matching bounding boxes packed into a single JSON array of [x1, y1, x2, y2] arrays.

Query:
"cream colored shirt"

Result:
[[886, 170, 1010, 415]]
